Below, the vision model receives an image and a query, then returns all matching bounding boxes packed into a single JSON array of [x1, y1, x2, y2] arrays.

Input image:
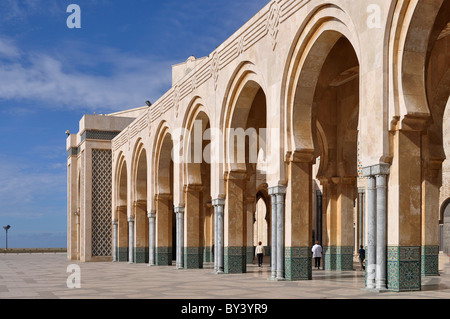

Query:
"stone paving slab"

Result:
[[0, 253, 449, 300]]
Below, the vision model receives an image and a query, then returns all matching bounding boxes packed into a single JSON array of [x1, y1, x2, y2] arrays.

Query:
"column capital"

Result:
[[358, 187, 366, 194], [112, 220, 118, 226], [128, 217, 135, 223], [268, 185, 287, 196], [212, 198, 225, 206], [362, 163, 390, 177], [147, 211, 156, 219]]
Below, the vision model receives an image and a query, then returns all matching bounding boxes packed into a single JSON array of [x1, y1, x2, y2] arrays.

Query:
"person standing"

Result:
[[358, 245, 365, 271], [255, 241, 264, 267], [312, 241, 322, 270]]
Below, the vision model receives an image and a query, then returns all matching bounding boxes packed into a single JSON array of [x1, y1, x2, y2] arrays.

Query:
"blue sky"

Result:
[[0, 0, 269, 248]]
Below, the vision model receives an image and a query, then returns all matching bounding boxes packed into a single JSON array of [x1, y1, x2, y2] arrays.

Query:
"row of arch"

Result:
[[109, 0, 450, 290]]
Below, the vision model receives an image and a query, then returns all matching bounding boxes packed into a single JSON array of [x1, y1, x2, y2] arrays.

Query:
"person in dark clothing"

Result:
[[358, 245, 365, 271]]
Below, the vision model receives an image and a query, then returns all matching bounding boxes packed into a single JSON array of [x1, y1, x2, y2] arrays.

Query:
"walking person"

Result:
[[255, 241, 264, 267], [312, 241, 322, 270], [358, 245, 365, 271]]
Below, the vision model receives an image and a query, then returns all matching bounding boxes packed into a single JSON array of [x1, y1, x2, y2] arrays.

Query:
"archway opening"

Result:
[[134, 147, 149, 263], [156, 132, 175, 265], [117, 160, 129, 262]]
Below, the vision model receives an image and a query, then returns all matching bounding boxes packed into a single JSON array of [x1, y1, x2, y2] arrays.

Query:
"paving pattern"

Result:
[[0, 253, 449, 299]]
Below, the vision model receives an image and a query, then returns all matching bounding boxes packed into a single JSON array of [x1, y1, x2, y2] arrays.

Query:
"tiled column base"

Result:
[[134, 247, 149, 264], [118, 247, 128, 262], [224, 247, 246, 274], [156, 247, 172, 266], [421, 245, 439, 276], [387, 246, 421, 292], [246, 247, 254, 264], [203, 246, 213, 263], [184, 247, 203, 269], [285, 247, 312, 281], [323, 246, 354, 270]]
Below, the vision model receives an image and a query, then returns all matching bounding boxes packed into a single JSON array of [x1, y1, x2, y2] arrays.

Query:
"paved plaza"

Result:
[[0, 253, 449, 299]]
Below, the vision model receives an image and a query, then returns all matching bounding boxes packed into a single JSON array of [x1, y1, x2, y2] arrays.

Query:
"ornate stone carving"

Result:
[[267, 2, 280, 50]]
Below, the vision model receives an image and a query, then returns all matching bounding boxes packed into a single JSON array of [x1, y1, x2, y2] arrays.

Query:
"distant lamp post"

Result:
[[3, 225, 11, 249]]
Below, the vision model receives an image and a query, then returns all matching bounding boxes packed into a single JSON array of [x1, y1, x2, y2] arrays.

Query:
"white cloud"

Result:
[[0, 37, 174, 113]]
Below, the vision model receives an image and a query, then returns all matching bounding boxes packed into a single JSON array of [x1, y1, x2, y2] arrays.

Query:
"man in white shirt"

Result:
[[312, 241, 322, 270], [255, 241, 265, 267]]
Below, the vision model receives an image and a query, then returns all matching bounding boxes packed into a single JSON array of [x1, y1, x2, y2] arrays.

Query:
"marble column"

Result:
[[269, 191, 277, 280], [213, 198, 225, 274], [128, 217, 135, 264], [175, 206, 185, 269], [271, 186, 286, 281], [376, 172, 388, 290], [148, 211, 156, 266], [112, 220, 118, 262], [365, 173, 376, 289]]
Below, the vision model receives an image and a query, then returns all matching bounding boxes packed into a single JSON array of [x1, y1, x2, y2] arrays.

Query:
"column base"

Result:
[[224, 247, 246, 274], [156, 247, 172, 266], [284, 247, 312, 281], [323, 246, 354, 270], [184, 247, 204, 269], [387, 246, 421, 292]]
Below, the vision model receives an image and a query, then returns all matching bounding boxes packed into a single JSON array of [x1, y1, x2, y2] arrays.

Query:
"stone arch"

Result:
[[389, 0, 445, 119], [131, 139, 148, 202], [180, 97, 214, 268], [221, 61, 268, 173], [181, 97, 211, 187], [153, 121, 173, 196], [283, 4, 361, 156], [152, 120, 176, 265], [115, 154, 129, 261], [131, 140, 149, 263]]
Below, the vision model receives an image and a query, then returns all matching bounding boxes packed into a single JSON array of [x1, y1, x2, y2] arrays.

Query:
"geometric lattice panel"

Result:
[[91, 149, 112, 257]]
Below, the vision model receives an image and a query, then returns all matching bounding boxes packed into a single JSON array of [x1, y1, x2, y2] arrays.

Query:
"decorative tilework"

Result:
[[387, 246, 421, 292], [203, 246, 213, 263], [91, 150, 112, 257], [67, 147, 79, 158], [81, 130, 120, 142], [421, 245, 439, 276], [285, 247, 312, 281], [323, 246, 353, 270], [156, 247, 172, 266], [117, 247, 128, 262], [184, 247, 203, 269], [246, 246, 254, 264], [134, 247, 149, 264], [224, 247, 246, 274]]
